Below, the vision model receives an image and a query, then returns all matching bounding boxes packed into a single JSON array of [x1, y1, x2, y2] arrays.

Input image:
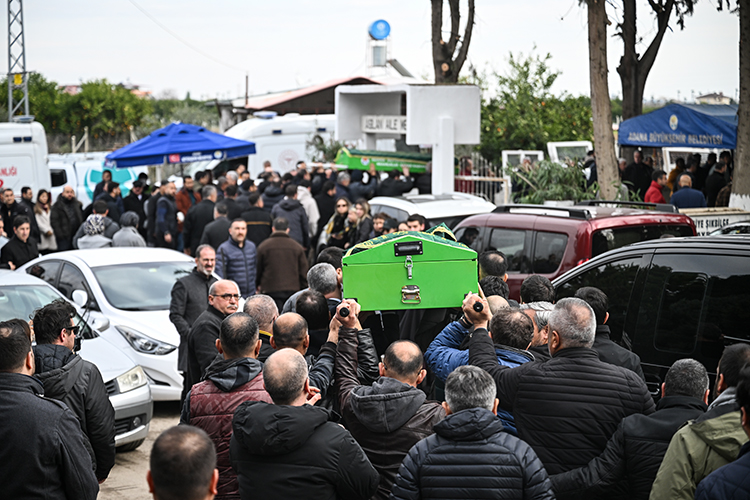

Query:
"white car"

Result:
[[0, 271, 152, 450], [20, 248, 195, 401]]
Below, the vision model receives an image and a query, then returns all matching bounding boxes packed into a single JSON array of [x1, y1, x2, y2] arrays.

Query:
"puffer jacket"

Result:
[[33, 343, 116, 482], [271, 197, 310, 248], [389, 407, 555, 500], [551, 395, 707, 500], [181, 357, 272, 500], [695, 441, 750, 500], [425, 320, 533, 435], [335, 326, 445, 500], [215, 237, 256, 297], [649, 389, 748, 500], [469, 328, 655, 475], [230, 401, 379, 500]]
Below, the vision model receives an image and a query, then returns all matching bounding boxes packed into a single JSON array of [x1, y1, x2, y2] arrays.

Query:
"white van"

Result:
[[188, 113, 336, 178], [49, 152, 147, 207], [0, 121, 50, 195]]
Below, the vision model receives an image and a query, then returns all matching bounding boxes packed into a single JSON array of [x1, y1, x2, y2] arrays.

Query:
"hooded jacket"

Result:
[[425, 320, 533, 435], [169, 267, 218, 371], [335, 326, 445, 499], [297, 186, 320, 239], [33, 343, 116, 482], [230, 401, 379, 500], [649, 389, 748, 500], [0, 372, 99, 500], [72, 215, 119, 248], [261, 183, 284, 212], [112, 225, 146, 247], [215, 237, 257, 298], [469, 328, 655, 475], [695, 441, 750, 500], [182, 357, 272, 500], [271, 197, 310, 248], [389, 408, 555, 500], [551, 395, 707, 500]]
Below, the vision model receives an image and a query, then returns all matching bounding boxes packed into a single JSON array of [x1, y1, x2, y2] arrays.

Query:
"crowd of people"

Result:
[[4, 246, 750, 499]]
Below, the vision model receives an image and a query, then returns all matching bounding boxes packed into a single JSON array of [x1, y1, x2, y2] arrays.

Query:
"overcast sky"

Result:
[[10, 0, 739, 103]]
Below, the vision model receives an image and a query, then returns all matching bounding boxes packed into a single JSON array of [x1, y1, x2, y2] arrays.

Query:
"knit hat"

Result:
[[83, 214, 106, 236]]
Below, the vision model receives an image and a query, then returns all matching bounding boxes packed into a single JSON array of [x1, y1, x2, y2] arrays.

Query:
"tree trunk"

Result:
[[588, 0, 619, 200], [431, 0, 475, 84], [730, 1, 750, 210]]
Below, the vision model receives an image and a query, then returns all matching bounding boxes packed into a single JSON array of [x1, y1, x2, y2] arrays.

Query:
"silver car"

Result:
[[0, 271, 153, 451]]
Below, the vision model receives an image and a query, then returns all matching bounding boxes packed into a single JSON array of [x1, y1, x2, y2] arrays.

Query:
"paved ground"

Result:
[[99, 401, 181, 500]]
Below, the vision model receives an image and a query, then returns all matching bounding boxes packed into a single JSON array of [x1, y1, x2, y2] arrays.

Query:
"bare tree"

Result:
[[617, 0, 695, 120], [730, 1, 749, 209], [431, 0, 475, 83], [588, 0, 620, 200]]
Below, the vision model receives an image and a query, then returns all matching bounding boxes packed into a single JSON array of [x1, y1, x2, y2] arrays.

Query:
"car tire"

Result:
[[116, 438, 145, 453]]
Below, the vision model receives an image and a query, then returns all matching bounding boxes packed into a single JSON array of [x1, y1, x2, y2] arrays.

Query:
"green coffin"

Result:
[[334, 147, 431, 174], [342, 226, 478, 311]]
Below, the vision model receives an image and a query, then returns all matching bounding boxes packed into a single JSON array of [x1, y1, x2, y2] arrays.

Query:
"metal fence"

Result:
[[453, 152, 510, 205]]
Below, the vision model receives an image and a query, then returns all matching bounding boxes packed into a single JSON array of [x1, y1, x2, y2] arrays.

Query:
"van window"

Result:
[[489, 229, 530, 273], [555, 257, 640, 341], [533, 232, 568, 274], [646, 254, 750, 357], [50, 169, 67, 188], [592, 225, 694, 257]]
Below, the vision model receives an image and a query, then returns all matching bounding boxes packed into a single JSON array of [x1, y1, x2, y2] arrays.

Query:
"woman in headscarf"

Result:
[[112, 211, 146, 247], [77, 214, 112, 249]]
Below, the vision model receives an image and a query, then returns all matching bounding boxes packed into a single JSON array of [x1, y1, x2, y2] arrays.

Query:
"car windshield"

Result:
[[0, 284, 97, 338], [92, 262, 193, 311]]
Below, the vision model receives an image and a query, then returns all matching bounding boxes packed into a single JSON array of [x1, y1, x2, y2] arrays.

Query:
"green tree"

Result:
[[0, 72, 65, 131], [478, 52, 593, 165]]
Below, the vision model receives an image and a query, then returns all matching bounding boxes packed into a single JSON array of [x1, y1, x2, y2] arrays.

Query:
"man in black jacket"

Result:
[[20, 186, 40, 241], [185, 280, 240, 398], [169, 244, 218, 376], [230, 348, 379, 500], [200, 201, 231, 251], [156, 181, 178, 249], [376, 168, 413, 197], [184, 185, 217, 256], [123, 180, 149, 241], [0, 320, 99, 500], [50, 186, 84, 251], [241, 191, 272, 249], [31, 299, 116, 484], [1, 187, 33, 239], [390, 365, 554, 500], [467, 295, 655, 476], [98, 182, 122, 223], [334, 299, 445, 500], [551, 358, 709, 500], [0, 215, 39, 269], [576, 286, 645, 381]]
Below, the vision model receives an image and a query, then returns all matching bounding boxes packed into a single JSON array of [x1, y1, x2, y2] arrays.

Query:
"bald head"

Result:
[[487, 296, 510, 314], [263, 348, 309, 405], [243, 294, 278, 332], [381, 340, 426, 386], [271, 313, 308, 352], [679, 174, 692, 188]]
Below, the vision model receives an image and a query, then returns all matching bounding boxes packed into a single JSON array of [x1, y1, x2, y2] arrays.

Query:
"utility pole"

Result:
[[7, 0, 31, 122]]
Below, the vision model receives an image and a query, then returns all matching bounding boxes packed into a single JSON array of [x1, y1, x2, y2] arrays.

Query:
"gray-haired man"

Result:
[[390, 365, 554, 500]]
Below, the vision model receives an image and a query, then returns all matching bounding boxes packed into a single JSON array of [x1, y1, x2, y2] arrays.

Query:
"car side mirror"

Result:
[[91, 317, 110, 332], [72, 290, 88, 308]]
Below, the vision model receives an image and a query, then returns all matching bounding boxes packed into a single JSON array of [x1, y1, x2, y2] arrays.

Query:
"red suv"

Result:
[[454, 202, 696, 301]]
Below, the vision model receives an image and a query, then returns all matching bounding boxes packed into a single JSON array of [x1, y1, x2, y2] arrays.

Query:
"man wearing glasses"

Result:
[[31, 299, 116, 484], [185, 280, 241, 398]]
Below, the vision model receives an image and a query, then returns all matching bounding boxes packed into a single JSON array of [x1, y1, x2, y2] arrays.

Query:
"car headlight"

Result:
[[116, 326, 176, 355], [116, 366, 147, 393]]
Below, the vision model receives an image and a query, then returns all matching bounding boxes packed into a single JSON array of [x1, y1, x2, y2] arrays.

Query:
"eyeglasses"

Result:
[[65, 325, 81, 335], [336, 204, 348, 208], [216, 293, 240, 300]]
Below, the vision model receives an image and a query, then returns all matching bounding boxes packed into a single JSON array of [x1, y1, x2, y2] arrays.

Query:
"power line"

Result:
[[126, 0, 246, 74]]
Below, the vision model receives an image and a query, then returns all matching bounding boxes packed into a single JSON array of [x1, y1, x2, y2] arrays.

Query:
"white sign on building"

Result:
[[361, 115, 407, 134]]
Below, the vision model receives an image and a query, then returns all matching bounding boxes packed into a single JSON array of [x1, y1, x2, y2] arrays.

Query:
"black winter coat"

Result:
[[469, 328, 655, 475], [314, 192, 336, 234], [0, 372, 99, 500], [123, 191, 148, 239], [336, 327, 445, 500], [200, 216, 232, 252], [551, 395, 707, 500], [230, 401, 379, 500], [240, 206, 272, 249], [377, 177, 413, 197], [271, 198, 310, 248], [50, 195, 84, 240], [186, 305, 226, 391], [169, 267, 218, 371], [389, 408, 555, 500], [33, 344, 116, 481], [593, 326, 645, 381], [183, 199, 215, 253], [0, 234, 38, 268]]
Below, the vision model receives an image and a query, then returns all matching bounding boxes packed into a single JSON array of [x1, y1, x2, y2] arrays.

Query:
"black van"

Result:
[[552, 236, 750, 398]]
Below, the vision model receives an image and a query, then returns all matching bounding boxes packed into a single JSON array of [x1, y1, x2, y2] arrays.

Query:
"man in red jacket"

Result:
[[181, 312, 272, 500], [644, 170, 668, 204]]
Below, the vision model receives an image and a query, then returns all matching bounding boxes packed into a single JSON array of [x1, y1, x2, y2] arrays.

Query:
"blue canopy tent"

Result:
[[618, 103, 738, 149], [105, 122, 256, 170]]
